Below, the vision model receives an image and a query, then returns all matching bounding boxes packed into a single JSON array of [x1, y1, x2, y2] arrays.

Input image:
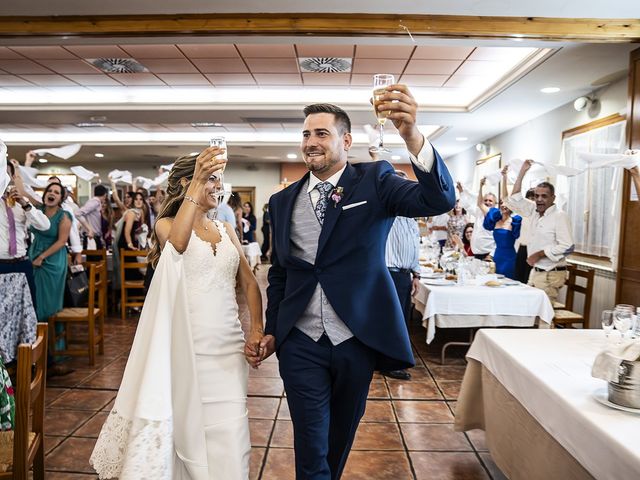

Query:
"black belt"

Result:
[[534, 266, 567, 272], [0, 256, 29, 264], [388, 267, 412, 274]]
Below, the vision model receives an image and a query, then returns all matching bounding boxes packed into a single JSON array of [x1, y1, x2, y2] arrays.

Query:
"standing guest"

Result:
[[508, 160, 574, 303], [242, 201, 257, 243], [429, 213, 449, 249], [76, 184, 108, 249], [1, 160, 50, 311], [228, 192, 244, 243], [28, 182, 72, 321], [510, 188, 536, 283], [261, 203, 271, 260], [259, 87, 455, 479], [452, 223, 474, 257], [118, 192, 149, 252], [380, 170, 421, 381], [216, 196, 237, 229], [457, 180, 497, 260], [444, 200, 467, 249], [110, 180, 134, 212], [100, 199, 115, 249], [483, 203, 521, 280]]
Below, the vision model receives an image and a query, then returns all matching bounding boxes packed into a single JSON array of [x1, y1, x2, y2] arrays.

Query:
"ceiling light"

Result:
[[75, 122, 104, 128], [286, 153, 297, 159], [391, 155, 401, 161], [90, 115, 107, 122], [540, 87, 560, 94], [38, 158, 48, 163], [94, 153, 104, 158], [573, 96, 595, 112], [455, 137, 468, 141], [190, 122, 223, 128]]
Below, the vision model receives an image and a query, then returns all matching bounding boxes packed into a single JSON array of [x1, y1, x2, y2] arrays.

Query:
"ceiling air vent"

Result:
[[299, 57, 352, 73], [87, 58, 148, 74]]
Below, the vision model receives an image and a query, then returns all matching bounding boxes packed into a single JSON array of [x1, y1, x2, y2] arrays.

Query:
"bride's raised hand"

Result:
[[193, 146, 227, 186]]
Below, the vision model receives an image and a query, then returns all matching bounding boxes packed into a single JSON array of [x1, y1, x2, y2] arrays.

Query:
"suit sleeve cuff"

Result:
[[408, 137, 435, 173]]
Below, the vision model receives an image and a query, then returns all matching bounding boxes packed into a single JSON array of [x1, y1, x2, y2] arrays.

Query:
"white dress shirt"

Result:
[[506, 192, 575, 270], [430, 213, 449, 242], [0, 198, 50, 259], [62, 199, 82, 253], [307, 137, 436, 206]]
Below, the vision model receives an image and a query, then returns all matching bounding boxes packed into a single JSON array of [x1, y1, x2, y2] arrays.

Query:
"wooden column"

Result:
[[615, 47, 640, 305]]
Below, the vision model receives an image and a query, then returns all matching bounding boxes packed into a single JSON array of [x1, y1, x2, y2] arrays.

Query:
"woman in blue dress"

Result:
[[482, 201, 521, 280]]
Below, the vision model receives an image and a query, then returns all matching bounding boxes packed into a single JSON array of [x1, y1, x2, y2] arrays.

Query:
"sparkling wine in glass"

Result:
[[601, 310, 614, 338], [371, 74, 395, 154]]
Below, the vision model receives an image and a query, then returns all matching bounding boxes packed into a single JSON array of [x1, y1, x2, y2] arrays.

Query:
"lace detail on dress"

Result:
[[183, 221, 239, 295], [89, 409, 173, 480]]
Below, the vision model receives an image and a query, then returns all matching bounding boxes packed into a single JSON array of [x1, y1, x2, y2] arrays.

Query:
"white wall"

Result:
[[446, 77, 629, 185]]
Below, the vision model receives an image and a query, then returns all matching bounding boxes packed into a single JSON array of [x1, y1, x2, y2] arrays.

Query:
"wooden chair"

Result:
[[82, 249, 109, 315], [120, 249, 149, 320], [0, 323, 47, 480], [48, 261, 106, 365], [553, 265, 595, 328]]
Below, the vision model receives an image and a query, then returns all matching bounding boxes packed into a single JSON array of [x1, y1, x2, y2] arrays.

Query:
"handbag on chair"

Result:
[[64, 264, 89, 307]]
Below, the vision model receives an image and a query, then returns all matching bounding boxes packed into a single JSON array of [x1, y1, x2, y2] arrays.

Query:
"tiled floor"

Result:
[[42, 267, 506, 479]]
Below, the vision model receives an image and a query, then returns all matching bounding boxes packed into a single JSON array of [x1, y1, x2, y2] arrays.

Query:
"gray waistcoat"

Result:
[[290, 181, 353, 345]]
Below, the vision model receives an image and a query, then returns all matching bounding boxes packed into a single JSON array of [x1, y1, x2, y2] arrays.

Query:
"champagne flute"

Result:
[[208, 136, 228, 218], [371, 74, 395, 154], [601, 310, 614, 338]]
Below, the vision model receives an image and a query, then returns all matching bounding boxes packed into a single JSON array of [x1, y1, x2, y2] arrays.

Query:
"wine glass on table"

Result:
[[370, 74, 395, 154], [613, 304, 634, 342], [601, 310, 614, 339]]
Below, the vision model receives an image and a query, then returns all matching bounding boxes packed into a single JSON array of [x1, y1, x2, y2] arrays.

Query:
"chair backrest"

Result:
[[13, 323, 47, 478], [82, 248, 107, 265], [87, 261, 106, 314], [564, 265, 596, 324], [120, 249, 149, 281]]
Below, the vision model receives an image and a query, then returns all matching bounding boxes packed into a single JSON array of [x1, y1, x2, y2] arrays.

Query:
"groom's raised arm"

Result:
[[265, 197, 286, 337]]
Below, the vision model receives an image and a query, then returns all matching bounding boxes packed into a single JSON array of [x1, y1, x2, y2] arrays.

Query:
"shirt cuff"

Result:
[[408, 137, 435, 173], [70, 246, 83, 253]]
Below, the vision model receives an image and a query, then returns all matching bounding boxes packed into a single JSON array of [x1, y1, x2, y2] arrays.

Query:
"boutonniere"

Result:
[[330, 186, 344, 207]]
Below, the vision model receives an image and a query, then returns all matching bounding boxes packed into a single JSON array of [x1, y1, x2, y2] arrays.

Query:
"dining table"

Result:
[[412, 279, 555, 362], [455, 329, 640, 480]]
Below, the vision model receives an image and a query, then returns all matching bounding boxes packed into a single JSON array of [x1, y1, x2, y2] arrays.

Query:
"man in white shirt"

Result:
[[1, 160, 50, 309], [457, 182, 496, 260], [507, 160, 575, 303], [429, 213, 449, 249]]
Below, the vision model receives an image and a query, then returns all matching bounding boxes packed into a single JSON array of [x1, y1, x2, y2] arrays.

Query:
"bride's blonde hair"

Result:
[[147, 153, 198, 268]]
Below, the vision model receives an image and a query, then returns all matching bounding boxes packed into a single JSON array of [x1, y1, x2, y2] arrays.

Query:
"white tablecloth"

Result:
[[466, 329, 640, 480], [241, 242, 262, 270], [413, 281, 554, 343]]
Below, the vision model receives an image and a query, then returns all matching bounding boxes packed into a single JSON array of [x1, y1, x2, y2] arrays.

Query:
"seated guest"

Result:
[[28, 182, 72, 322], [457, 180, 497, 260], [483, 203, 521, 280], [452, 222, 474, 256], [444, 200, 467, 249], [1, 160, 50, 309], [507, 160, 574, 303]]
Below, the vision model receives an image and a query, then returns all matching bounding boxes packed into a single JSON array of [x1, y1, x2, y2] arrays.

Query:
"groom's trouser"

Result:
[[279, 327, 376, 480]]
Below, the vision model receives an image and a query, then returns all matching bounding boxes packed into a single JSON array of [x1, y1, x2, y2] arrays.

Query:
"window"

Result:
[[560, 115, 626, 262]]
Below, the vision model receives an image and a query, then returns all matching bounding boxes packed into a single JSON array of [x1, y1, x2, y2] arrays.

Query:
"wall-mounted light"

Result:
[[573, 95, 596, 112], [475, 142, 489, 154]]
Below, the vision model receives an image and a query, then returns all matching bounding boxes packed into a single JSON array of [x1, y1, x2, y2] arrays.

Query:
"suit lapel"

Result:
[[316, 163, 358, 260]]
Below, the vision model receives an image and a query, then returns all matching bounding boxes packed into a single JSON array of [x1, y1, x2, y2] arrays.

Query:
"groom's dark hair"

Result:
[[303, 103, 351, 135]]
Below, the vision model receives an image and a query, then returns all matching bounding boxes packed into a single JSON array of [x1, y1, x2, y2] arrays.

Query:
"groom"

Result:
[[259, 84, 455, 479]]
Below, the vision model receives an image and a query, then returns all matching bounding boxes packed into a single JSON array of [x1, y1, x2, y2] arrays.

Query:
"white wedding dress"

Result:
[[90, 221, 250, 480]]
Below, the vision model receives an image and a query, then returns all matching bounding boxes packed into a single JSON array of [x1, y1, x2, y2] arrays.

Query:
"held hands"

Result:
[[374, 84, 423, 154], [244, 330, 264, 369]]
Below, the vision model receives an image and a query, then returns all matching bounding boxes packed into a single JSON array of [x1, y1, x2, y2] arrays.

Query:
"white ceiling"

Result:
[[0, 4, 636, 167]]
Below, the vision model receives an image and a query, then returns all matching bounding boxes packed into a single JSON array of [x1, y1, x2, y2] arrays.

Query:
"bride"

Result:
[[90, 147, 265, 479]]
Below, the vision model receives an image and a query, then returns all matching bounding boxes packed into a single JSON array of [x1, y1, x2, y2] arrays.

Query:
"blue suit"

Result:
[[266, 148, 455, 479]]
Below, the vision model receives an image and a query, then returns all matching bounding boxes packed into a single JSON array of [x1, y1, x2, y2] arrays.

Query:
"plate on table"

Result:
[[421, 272, 445, 279], [503, 280, 521, 286], [422, 278, 456, 286], [484, 281, 505, 288], [593, 388, 640, 415]]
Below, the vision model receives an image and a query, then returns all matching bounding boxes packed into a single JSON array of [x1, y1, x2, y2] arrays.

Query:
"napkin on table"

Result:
[[591, 340, 640, 383]]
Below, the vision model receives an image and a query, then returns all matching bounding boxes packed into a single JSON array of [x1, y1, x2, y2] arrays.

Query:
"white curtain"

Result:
[[560, 120, 626, 264]]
